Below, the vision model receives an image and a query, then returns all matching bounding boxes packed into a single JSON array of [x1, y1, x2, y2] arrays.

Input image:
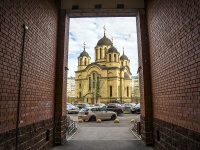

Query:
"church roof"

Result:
[[97, 35, 112, 46], [79, 42, 90, 57], [107, 45, 119, 54], [79, 50, 90, 57], [120, 50, 129, 60]]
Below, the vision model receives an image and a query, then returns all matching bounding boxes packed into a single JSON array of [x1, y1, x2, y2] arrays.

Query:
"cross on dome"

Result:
[[103, 25, 106, 36], [83, 42, 86, 50]]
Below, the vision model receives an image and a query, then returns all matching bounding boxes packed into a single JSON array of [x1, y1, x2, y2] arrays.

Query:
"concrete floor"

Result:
[[50, 114, 154, 150]]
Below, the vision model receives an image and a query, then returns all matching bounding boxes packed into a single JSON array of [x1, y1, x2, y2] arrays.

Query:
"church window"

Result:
[[84, 58, 87, 65], [110, 86, 112, 97], [100, 48, 102, 59], [79, 91, 81, 98], [89, 77, 91, 90], [109, 54, 111, 62], [96, 50, 98, 60], [121, 62, 123, 66], [97, 76, 100, 90], [104, 48, 107, 58], [114, 54, 116, 62], [127, 86, 129, 97], [80, 58, 82, 65], [93, 73, 96, 88], [79, 83, 81, 89]]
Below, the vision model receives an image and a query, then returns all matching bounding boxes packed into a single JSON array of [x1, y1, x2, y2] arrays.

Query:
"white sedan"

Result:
[[78, 106, 117, 121]]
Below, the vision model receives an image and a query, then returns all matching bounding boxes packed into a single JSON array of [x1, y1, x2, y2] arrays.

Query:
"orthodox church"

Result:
[[75, 27, 132, 104]]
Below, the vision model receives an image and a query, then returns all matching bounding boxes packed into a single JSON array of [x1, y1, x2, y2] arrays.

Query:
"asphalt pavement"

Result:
[[50, 114, 154, 150]]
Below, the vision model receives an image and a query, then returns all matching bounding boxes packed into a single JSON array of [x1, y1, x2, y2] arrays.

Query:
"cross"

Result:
[[111, 37, 113, 43], [83, 42, 86, 48], [103, 25, 106, 32]]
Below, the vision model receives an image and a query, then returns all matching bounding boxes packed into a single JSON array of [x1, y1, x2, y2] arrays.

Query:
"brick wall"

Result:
[[146, 0, 200, 148], [0, 0, 59, 149], [136, 9, 153, 145]]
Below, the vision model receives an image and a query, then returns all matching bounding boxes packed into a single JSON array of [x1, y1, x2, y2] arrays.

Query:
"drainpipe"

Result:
[[16, 24, 28, 150]]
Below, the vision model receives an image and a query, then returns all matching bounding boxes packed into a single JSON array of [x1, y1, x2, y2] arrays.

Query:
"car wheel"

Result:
[[111, 114, 116, 120], [89, 116, 96, 122]]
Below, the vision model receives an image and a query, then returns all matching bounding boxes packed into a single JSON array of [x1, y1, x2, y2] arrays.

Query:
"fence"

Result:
[[67, 117, 77, 135]]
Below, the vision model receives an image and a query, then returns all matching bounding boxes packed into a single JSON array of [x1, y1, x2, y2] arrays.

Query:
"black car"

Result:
[[106, 103, 124, 114]]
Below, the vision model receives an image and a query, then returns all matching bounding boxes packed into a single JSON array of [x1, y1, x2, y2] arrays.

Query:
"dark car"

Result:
[[106, 103, 124, 114], [77, 103, 90, 109], [131, 103, 140, 114]]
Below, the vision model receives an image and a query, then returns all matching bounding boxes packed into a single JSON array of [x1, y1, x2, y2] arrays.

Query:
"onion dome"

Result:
[[79, 50, 89, 57], [120, 49, 129, 60], [97, 35, 112, 46], [79, 42, 90, 57], [107, 45, 119, 53], [97, 26, 112, 46]]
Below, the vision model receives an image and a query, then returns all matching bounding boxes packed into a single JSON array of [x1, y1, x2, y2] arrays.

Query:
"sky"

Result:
[[68, 17, 138, 77]]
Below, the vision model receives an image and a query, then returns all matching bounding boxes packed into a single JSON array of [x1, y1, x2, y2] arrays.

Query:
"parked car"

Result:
[[76, 103, 90, 109], [94, 103, 106, 108], [124, 103, 136, 108], [106, 103, 124, 114], [66, 103, 80, 114], [78, 106, 117, 121], [131, 103, 140, 114]]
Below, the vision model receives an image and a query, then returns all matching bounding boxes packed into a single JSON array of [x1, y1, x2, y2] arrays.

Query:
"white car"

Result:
[[78, 106, 117, 121], [67, 103, 80, 114]]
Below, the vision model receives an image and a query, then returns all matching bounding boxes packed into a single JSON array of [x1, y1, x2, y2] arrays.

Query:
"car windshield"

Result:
[[107, 105, 116, 108], [135, 103, 140, 107]]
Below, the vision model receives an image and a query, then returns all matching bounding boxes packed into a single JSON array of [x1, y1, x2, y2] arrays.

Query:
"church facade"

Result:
[[75, 29, 132, 104]]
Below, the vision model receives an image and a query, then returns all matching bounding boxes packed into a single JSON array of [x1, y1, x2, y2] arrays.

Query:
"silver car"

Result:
[[67, 103, 80, 114], [78, 106, 117, 121]]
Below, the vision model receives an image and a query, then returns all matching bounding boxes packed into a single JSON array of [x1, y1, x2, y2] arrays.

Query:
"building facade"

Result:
[[75, 30, 132, 104], [67, 76, 75, 103], [131, 76, 140, 103]]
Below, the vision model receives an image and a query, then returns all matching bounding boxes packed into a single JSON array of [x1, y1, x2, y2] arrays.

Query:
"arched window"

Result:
[[114, 54, 116, 62], [127, 86, 129, 97], [96, 50, 98, 60], [84, 58, 87, 65], [104, 48, 107, 58], [97, 76, 100, 90], [110, 86, 112, 97], [121, 62, 123, 66], [79, 83, 81, 89], [100, 48, 102, 59], [109, 54, 111, 62], [80, 58, 82, 65], [89, 77, 91, 90], [93, 73, 96, 88], [79, 91, 81, 98]]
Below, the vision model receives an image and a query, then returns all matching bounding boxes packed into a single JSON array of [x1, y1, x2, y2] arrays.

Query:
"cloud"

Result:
[[68, 17, 138, 77]]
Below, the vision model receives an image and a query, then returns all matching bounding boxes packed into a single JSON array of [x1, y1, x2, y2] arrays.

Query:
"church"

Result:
[[75, 28, 132, 104]]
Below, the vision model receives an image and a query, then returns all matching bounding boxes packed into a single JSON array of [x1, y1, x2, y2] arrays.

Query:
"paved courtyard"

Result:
[[50, 114, 154, 150]]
